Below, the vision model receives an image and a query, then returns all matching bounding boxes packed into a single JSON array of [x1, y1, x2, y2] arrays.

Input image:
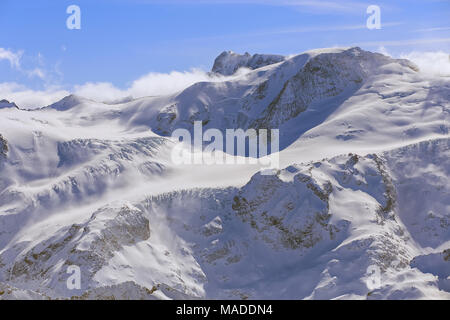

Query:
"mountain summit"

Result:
[[212, 50, 285, 75]]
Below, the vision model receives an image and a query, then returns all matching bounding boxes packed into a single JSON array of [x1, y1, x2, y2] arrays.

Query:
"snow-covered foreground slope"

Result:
[[0, 47, 448, 299]]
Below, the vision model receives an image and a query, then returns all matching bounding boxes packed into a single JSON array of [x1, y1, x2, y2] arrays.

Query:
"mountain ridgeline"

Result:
[[0, 47, 448, 299], [150, 47, 420, 149]]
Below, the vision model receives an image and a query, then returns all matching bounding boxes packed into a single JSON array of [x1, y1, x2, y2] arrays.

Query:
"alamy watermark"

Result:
[[171, 121, 280, 175], [66, 265, 81, 290], [66, 5, 81, 30]]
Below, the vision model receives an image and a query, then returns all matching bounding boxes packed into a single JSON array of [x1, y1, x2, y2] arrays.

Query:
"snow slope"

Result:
[[0, 47, 448, 299]]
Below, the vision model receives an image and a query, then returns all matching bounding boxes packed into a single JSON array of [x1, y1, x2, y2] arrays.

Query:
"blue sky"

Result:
[[0, 0, 449, 106]]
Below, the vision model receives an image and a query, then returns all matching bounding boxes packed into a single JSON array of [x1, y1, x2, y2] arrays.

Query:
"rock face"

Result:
[[0, 134, 7, 158], [212, 51, 285, 75]]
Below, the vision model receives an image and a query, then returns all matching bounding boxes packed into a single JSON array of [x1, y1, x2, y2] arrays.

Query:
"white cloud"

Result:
[[73, 82, 126, 103], [0, 48, 52, 81], [376, 46, 390, 56], [0, 48, 22, 69], [399, 51, 450, 77], [0, 46, 236, 107], [27, 68, 46, 80]]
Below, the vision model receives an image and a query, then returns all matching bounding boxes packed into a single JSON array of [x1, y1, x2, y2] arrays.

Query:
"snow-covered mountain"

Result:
[[211, 51, 285, 75], [0, 47, 448, 299]]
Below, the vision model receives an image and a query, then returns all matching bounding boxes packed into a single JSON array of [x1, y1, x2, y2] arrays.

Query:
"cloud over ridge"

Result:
[[1, 49, 449, 109], [0, 67, 249, 108]]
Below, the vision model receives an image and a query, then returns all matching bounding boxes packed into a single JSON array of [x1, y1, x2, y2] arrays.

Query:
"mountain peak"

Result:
[[212, 50, 285, 75], [0, 99, 18, 110]]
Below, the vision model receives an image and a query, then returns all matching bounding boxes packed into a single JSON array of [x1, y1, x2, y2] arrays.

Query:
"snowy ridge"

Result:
[[0, 139, 448, 299]]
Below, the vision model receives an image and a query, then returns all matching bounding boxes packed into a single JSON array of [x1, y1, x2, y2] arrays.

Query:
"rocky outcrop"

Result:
[[212, 51, 285, 75], [0, 100, 18, 110]]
